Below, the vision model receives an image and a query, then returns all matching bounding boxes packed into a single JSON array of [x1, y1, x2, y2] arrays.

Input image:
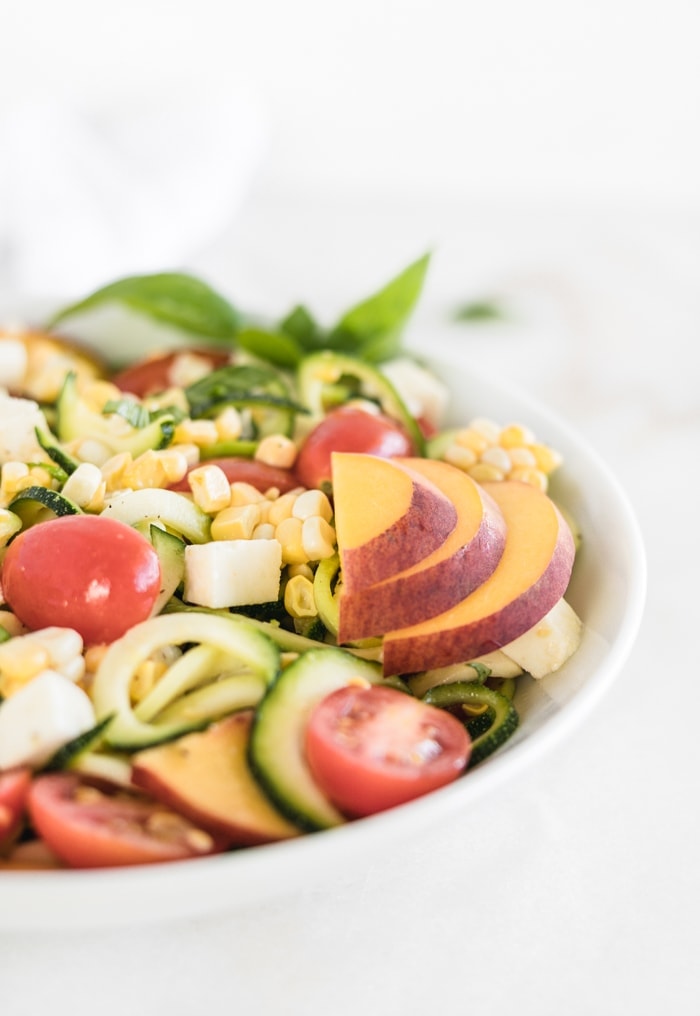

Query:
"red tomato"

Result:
[[170, 457, 299, 495], [112, 348, 230, 397], [1, 515, 162, 645], [27, 773, 228, 868], [0, 767, 31, 847], [294, 407, 416, 490], [305, 685, 470, 818]]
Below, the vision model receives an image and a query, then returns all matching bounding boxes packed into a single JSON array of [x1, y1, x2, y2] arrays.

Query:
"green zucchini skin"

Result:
[[9, 485, 82, 527], [248, 647, 383, 832], [422, 682, 519, 766]]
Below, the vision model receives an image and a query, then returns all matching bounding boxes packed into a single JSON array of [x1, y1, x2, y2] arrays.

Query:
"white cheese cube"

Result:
[[501, 598, 583, 678], [0, 670, 96, 770], [184, 539, 282, 608]]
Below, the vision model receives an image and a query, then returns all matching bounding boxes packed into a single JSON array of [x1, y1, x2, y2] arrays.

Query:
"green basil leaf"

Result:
[[47, 272, 241, 340], [280, 304, 323, 350], [235, 327, 303, 368], [453, 299, 507, 323], [102, 398, 150, 429], [327, 252, 430, 362]]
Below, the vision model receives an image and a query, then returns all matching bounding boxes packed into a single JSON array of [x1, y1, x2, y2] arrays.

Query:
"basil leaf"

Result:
[[453, 299, 506, 323], [235, 327, 303, 368], [47, 272, 241, 340], [280, 304, 323, 350], [102, 398, 150, 429], [327, 252, 430, 362]]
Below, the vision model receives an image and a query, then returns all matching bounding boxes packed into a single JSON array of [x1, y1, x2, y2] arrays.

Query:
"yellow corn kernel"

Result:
[[129, 659, 168, 705], [71, 438, 114, 466], [0, 640, 50, 693], [169, 352, 219, 388], [169, 443, 201, 468], [506, 446, 537, 469], [61, 462, 106, 509], [84, 643, 109, 676], [287, 562, 314, 582], [467, 462, 506, 483], [214, 406, 243, 442], [292, 489, 333, 523], [229, 481, 266, 506], [266, 490, 299, 526], [252, 522, 276, 541], [173, 419, 219, 447], [255, 434, 297, 469], [479, 445, 512, 474], [510, 466, 549, 491], [101, 452, 133, 491], [528, 443, 563, 474], [0, 462, 30, 505], [498, 423, 537, 448], [275, 516, 307, 564], [301, 517, 336, 561], [284, 574, 317, 618], [443, 443, 478, 471], [154, 449, 190, 485], [453, 429, 489, 457], [211, 503, 261, 541], [0, 611, 27, 638], [188, 464, 232, 513], [0, 509, 22, 546], [82, 379, 123, 411], [468, 417, 501, 443], [122, 450, 170, 491]]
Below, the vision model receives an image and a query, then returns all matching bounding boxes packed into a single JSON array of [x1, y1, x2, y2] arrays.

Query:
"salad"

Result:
[[0, 257, 582, 869]]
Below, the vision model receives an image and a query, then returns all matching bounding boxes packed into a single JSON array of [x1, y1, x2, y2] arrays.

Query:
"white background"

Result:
[[1, 4, 700, 1015]]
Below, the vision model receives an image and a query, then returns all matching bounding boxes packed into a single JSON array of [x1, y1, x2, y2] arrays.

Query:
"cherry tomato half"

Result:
[[294, 407, 416, 491], [27, 773, 228, 868], [1, 515, 161, 645], [305, 685, 471, 818], [169, 457, 299, 495], [112, 348, 230, 398], [0, 767, 31, 848]]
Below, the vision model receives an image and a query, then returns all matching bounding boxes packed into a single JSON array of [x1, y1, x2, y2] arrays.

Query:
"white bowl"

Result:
[[0, 351, 646, 930]]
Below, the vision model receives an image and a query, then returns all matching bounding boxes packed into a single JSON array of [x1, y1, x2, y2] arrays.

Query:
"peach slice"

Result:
[[132, 712, 300, 846], [382, 480, 576, 676], [332, 452, 458, 592], [337, 458, 506, 642]]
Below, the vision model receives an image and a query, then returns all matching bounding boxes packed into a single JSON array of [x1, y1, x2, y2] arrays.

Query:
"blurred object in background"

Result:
[[0, 94, 266, 297]]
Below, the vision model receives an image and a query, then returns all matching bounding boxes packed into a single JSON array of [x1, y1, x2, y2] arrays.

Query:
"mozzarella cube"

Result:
[[501, 598, 583, 678], [184, 539, 282, 608], [0, 669, 96, 770]]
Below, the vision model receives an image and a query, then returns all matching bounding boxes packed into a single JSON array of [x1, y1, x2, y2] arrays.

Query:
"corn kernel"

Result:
[[443, 443, 478, 471], [275, 516, 307, 564], [83, 380, 123, 411], [211, 503, 261, 541], [284, 574, 317, 618], [214, 406, 243, 442], [255, 434, 297, 469], [0, 611, 27, 638], [169, 352, 219, 388], [468, 462, 506, 483], [61, 462, 106, 509], [155, 449, 190, 484], [101, 452, 133, 491], [173, 419, 219, 447], [229, 481, 266, 506], [0, 462, 30, 505], [480, 445, 512, 473], [528, 443, 563, 474], [301, 517, 336, 561], [468, 417, 501, 442], [506, 446, 537, 468], [292, 489, 333, 522], [84, 644, 109, 675], [267, 491, 298, 526], [287, 563, 314, 582], [72, 438, 114, 466], [0, 641, 50, 693], [169, 443, 201, 468], [510, 466, 548, 491], [129, 659, 168, 704], [252, 522, 276, 541], [188, 464, 232, 513], [122, 450, 169, 491], [499, 423, 536, 448], [454, 429, 489, 456], [0, 509, 22, 546]]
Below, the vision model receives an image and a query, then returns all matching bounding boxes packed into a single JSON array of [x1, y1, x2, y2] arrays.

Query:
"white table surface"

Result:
[[1, 191, 698, 1015]]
